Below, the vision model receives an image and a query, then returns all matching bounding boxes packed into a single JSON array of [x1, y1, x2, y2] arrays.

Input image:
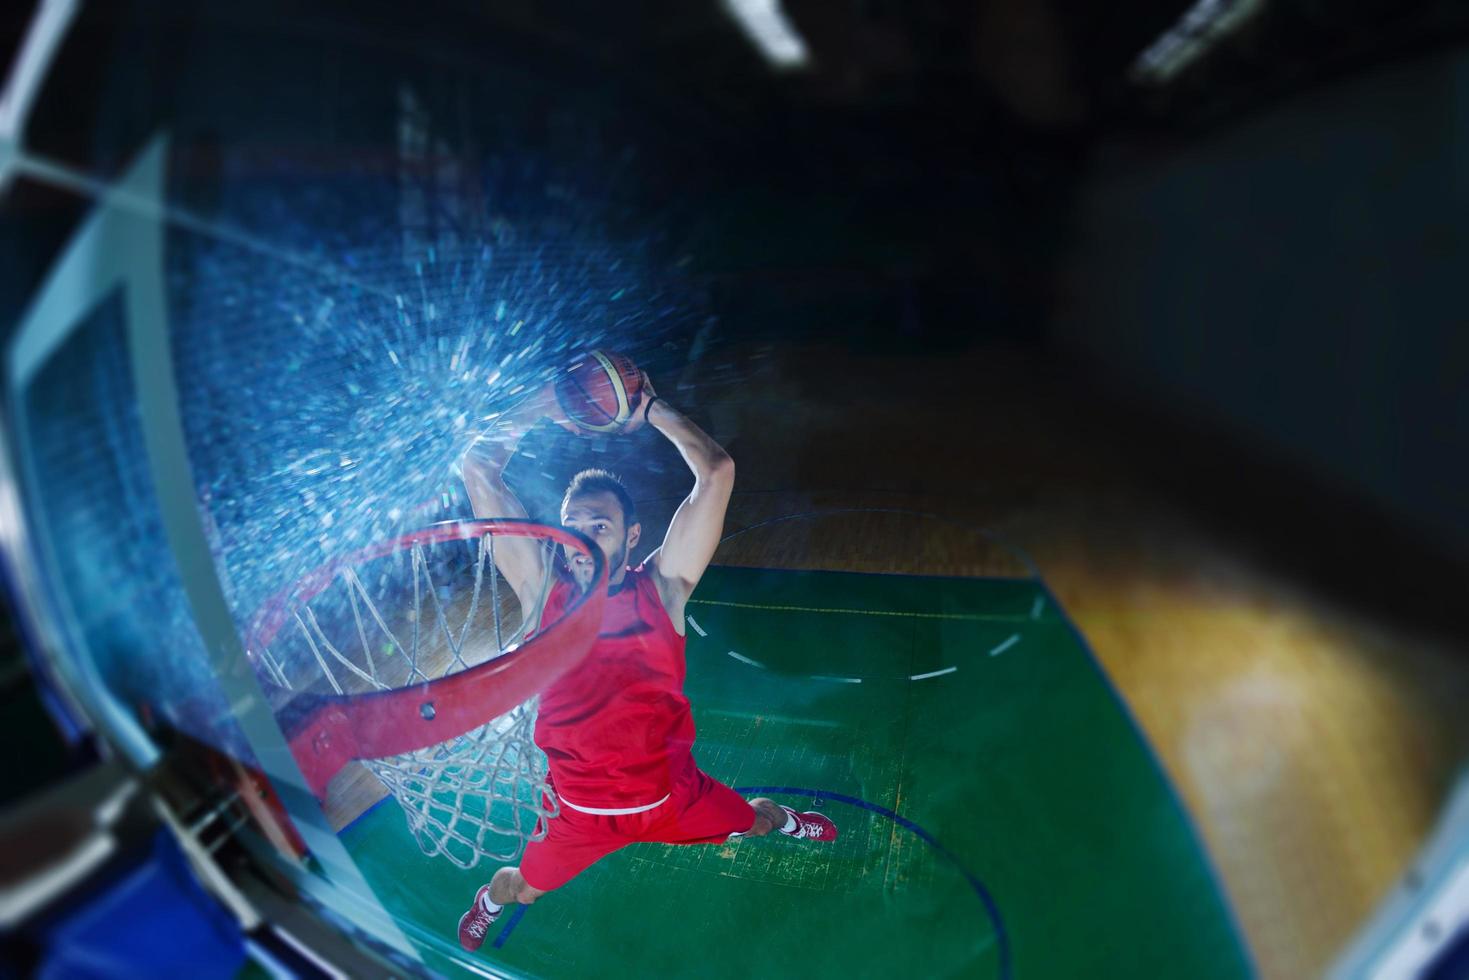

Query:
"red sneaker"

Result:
[[458, 883, 500, 952], [779, 805, 839, 841]]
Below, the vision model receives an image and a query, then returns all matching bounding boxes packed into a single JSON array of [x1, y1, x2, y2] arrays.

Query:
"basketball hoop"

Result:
[[246, 519, 605, 869]]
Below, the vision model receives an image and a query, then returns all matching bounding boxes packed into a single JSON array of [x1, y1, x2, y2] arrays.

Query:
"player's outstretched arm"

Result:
[[459, 388, 558, 609], [636, 388, 735, 619]]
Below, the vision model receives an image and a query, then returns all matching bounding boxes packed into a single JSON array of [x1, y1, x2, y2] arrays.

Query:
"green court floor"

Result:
[[340, 566, 1252, 978]]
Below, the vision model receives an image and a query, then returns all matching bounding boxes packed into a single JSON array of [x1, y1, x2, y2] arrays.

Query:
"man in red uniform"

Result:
[[455, 376, 837, 951]]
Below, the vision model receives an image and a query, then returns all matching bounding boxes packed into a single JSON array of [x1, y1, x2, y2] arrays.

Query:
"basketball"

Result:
[[553, 349, 644, 433]]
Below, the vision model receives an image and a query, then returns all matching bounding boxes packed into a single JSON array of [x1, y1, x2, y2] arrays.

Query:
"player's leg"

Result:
[[458, 867, 546, 951], [457, 810, 619, 952], [647, 768, 839, 844], [489, 865, 545, 905], [743, 797, 785, 835]]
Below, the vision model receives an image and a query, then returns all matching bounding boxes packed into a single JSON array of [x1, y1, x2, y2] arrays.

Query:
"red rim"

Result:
[[247, 519, 607, 799]]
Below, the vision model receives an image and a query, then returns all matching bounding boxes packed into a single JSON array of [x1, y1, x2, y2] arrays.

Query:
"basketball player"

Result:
[[454, 375, 837, 952]]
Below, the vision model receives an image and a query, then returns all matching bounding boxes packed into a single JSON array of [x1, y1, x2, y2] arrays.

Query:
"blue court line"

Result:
[[491, 904, 527, 949], [492, 786, 1010, 980], [336, 792, 393, 837], [739, 786, 1011, 980]]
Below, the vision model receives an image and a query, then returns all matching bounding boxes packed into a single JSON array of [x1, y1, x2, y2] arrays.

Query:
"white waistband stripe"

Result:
[[558, 792, 670, 816]]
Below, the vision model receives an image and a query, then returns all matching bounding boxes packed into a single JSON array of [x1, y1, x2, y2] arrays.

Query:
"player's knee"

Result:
[[514, 872, 549, 905], [490, 866, 525, 904], [492, 865, 549, 905]]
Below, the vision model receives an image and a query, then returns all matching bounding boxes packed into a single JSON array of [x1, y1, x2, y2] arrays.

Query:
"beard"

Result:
[[571, 538, 628, 591]]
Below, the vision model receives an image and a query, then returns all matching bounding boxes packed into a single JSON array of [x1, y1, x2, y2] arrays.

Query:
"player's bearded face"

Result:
[[561, 491, 639, 591]]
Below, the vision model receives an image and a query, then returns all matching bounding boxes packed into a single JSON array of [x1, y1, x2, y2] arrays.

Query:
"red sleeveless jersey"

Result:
[[534, 564, 696, 810]]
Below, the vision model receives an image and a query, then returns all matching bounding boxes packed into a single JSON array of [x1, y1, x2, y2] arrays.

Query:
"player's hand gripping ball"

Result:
[[553, 349, 645, 435]]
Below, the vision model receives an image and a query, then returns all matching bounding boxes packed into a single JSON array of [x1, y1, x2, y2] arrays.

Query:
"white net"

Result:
[[252, 527, 562, 869]]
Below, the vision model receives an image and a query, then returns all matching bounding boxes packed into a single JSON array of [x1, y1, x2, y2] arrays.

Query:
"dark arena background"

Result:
[[2, 2, 1468, 978]]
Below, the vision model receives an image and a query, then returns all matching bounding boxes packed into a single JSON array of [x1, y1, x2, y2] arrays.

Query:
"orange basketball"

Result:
[[553, 349, 643, 433]]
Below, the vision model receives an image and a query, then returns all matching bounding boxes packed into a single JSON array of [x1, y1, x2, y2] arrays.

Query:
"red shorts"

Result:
[[520, 767, 756, 892]]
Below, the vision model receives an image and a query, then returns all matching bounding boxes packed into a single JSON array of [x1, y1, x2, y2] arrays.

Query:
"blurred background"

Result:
[[1, 0, 1467, 977]]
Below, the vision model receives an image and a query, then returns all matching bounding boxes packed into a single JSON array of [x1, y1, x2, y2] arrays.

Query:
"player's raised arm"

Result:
[[459, 387, 559, 609], [631, 382, 735, 614]]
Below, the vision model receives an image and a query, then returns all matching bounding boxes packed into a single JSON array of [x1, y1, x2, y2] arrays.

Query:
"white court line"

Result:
[[686, 615, 707, 637], [1030, 595, 1044, 620], [909, 666, 958, 681], [811, 675, 863, 684], [989, 634, 1021, 657], [726, 650, 766, 669]]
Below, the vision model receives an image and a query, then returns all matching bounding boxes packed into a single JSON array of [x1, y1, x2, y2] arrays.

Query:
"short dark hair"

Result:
[[562, 468, 638, 526]]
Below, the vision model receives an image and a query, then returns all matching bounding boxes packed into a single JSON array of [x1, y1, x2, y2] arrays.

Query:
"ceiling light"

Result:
[[1131, 0, 1267, 84], [722, 0, 811, 70]]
